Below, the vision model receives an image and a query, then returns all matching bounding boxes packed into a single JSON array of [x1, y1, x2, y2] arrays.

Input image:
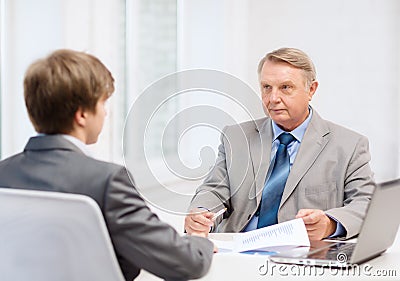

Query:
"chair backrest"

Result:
[[0, 188, 125, 281]]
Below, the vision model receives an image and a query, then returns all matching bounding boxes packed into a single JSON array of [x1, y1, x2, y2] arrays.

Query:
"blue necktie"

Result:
[[257, 133, 295, 228]]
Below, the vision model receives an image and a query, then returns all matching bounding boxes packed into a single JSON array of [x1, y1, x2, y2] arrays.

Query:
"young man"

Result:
[[0, 49, 213, 281]]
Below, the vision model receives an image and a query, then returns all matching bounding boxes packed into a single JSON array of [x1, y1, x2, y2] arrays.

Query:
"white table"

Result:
[[137, 230, 400, 281]]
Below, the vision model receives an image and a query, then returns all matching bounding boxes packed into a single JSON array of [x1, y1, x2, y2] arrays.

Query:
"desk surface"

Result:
[[137, 230, 400, 281]]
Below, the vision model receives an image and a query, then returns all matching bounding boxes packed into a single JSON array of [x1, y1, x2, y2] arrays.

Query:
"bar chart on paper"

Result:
[[234, 218, 310, 252], [211, 218, 310, 253]]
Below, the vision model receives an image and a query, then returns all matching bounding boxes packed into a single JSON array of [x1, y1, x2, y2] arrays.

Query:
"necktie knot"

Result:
[[278, 133, 294, 146]]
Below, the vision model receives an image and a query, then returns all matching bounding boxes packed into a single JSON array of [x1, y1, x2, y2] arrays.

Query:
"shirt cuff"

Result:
[[326, 214, 347, 238], [196, 206, 211, 212]]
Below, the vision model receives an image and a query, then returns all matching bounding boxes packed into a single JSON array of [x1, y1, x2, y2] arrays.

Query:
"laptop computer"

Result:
[[270, 178, 400, 267]]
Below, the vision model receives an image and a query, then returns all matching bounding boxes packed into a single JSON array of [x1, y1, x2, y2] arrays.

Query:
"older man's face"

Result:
[[259, 60, 318, 131]]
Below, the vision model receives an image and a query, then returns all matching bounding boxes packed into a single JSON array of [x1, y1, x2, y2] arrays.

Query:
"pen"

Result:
[[212, 208, 227, 221]]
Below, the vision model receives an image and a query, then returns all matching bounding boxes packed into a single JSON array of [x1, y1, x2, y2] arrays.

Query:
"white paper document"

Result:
[[211, 218, 310, 253]]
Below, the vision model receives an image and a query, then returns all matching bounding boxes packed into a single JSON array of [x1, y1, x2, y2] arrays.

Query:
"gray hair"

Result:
[[257, 47, 316, 87]]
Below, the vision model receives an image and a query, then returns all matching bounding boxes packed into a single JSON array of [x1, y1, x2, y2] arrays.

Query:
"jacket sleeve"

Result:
[[325, 135, 376, 238], [103, 167, 214, 280], [189, 126, 233, 226]]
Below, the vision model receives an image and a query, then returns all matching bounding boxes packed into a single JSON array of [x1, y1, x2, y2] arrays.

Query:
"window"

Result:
[[0, 0, 126, 162]]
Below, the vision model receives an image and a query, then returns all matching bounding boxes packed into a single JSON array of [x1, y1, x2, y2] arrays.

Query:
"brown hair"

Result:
[[257, 47, 316, 87], [24, 49, 115, 134]]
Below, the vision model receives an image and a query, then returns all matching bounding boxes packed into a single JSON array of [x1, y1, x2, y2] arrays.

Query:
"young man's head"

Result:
[[24, 49, 115, 144]]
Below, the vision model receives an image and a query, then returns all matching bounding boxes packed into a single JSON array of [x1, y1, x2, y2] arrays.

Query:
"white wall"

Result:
[[0, 0, 399, 243], [1, 0, 399, 183], [245, 0, 400, 182], [178, 0, 400, 182]]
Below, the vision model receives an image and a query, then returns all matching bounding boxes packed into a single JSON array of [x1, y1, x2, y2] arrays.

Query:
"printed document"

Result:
[[210, 218, 310, 253]]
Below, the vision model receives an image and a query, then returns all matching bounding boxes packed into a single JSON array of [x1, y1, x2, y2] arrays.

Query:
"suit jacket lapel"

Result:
[[280, 111, 330, 206], [248, 118, 273, 204]]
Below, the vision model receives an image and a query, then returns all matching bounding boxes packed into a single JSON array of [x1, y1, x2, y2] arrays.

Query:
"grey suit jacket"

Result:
[[0, 135, 213, 281], [190, 110, 375, 238]]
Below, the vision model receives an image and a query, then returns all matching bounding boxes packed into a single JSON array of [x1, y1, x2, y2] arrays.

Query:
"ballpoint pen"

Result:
[[212, 208, 227, 221]]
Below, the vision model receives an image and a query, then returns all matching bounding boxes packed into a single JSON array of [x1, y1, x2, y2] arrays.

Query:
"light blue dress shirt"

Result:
[[61, 134, 91, 156], [37, 133, 91, 156], [243, 108, 345, 238]]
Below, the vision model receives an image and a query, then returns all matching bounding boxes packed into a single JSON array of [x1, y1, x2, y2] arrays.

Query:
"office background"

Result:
[[1, 0, 399, 228]]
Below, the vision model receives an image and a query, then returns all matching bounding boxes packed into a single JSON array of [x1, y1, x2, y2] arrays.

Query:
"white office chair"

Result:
[[0, 188, 125, 281]]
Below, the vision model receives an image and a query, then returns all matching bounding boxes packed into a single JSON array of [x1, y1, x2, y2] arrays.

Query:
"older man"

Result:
[[185, 47, 375, 241]]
